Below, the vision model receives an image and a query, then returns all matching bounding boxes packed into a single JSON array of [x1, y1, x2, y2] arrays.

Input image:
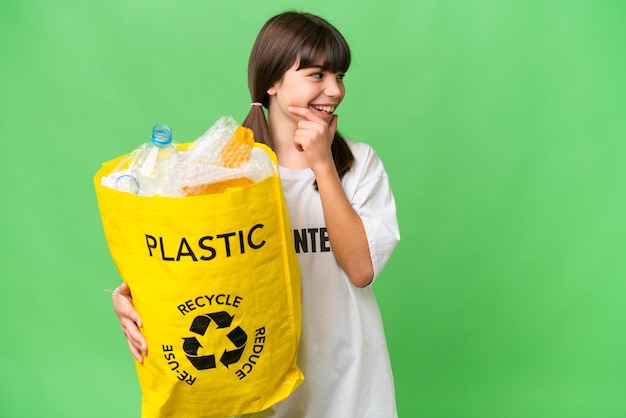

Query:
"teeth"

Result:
[[313, 105, 336, 114]]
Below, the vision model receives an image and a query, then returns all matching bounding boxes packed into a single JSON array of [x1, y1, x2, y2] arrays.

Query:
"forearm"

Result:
[[314, 163, 374, 287]]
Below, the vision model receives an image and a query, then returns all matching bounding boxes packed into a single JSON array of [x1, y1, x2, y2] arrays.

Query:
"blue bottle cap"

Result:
[[151, 124, 173, 145]]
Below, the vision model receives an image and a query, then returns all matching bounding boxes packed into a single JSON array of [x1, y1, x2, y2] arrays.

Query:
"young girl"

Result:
[[113, 11, 400, 417]]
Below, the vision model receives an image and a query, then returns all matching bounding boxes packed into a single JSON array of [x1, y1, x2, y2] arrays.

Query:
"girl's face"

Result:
[[267, 61, 346, 125]]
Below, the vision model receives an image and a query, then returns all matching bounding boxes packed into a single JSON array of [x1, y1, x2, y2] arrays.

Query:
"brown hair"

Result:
[[242, 11, 355, 184]]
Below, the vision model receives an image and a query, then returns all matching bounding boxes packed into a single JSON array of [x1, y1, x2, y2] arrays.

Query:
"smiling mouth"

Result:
[[312, 105, 336, 114]]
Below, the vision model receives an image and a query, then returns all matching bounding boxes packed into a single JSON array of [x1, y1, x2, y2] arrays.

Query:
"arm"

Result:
[[112, 283, 148, 363], [316, 160, 374, 287], [289, 107, 374, 287]]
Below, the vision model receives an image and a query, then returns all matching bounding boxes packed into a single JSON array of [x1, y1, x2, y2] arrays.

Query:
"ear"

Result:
[[267, 78, 282, 96]]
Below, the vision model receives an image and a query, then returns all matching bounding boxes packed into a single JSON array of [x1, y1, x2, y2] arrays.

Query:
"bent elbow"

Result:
[[347, 266, 374, 288]]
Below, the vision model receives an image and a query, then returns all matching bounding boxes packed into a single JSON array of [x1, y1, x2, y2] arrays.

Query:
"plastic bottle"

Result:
[[114, 124, 179, 196]]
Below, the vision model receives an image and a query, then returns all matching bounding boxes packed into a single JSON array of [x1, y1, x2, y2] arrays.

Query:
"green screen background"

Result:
[[1, 1, 624, 417]]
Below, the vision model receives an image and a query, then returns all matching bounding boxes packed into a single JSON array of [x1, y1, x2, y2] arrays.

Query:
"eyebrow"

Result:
[[298, 65, 347, 74], [297, 65, 323, 71]]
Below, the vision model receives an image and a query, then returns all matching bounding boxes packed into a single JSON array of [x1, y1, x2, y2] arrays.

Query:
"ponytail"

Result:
[[242, 102, 272, 148]]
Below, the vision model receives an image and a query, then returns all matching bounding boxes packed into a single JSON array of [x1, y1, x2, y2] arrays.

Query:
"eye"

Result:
[[311, 72, 324, 79], [337, 73, 346, 80]]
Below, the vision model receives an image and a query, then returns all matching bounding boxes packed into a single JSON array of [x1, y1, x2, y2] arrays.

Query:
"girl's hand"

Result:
[[287, 106, 338, 172], [112, 283, 147, 363]]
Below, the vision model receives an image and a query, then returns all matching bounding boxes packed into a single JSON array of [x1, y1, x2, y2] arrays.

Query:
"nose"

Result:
[[324, 77, 343, 98]]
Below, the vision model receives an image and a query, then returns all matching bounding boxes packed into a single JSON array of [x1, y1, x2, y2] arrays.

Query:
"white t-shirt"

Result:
[[245, 140, 400, 418]]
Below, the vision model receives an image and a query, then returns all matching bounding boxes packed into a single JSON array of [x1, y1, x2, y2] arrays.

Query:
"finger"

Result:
[[119, 282, 130, 295], [122, 324, 146, 351], [127, 339, 144, 364], [126, 308, 143, 329], [122, 320, 147, 353], [114, 282, 131, 299], [115, 303, 143, 329], [329, 114, 338, 139], [288, 106, 325, 123], [124, 333, 148, 359]]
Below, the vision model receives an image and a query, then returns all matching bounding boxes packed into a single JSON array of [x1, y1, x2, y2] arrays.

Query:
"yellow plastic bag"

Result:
[[94, 143, 303, 418]]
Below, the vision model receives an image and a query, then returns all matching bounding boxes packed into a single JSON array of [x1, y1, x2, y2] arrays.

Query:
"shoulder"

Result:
[[345, 139, 377, 160], [344, 139, 388, 179], [341, 139, 391, 195]]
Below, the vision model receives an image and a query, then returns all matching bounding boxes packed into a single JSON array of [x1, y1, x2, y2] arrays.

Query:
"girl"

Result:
[[113, 11, 400, 418]]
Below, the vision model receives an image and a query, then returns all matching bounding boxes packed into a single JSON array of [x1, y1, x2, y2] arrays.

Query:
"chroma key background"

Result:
[[1, 0, 624, 417]]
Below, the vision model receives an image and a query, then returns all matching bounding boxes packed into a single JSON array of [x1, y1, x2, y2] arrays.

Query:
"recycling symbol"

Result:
[[182, 311, 248, 370]]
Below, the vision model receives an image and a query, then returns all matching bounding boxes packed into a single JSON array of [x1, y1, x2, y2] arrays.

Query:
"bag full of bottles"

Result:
[[93, 116, 303, 418]]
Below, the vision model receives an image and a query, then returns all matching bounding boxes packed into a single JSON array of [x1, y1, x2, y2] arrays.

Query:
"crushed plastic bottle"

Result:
[[176, 116, 275, 196], [101, 117, 275, 196], [113, 124, 180, 196]]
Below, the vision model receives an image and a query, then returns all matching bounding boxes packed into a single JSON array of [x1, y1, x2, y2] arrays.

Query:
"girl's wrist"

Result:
[[312, 160, 340, 186]]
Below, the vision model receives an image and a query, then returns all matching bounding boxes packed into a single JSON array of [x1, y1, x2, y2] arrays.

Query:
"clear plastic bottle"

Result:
[[114, 124, 179, 196]]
